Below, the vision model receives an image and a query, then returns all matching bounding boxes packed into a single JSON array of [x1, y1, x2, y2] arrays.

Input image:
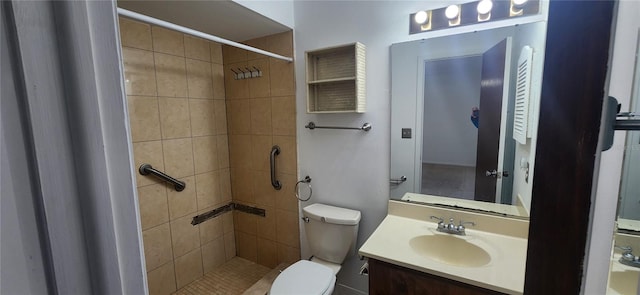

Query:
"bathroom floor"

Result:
[[422, 163, 475, 200], [172, 257, 271, 295]]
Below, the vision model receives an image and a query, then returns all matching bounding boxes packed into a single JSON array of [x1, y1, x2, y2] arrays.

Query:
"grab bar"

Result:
[[390, 175, 407, 184], [139, 164, 186, 192], [270, 146, 282, 190], [305, 121, 372, 132]]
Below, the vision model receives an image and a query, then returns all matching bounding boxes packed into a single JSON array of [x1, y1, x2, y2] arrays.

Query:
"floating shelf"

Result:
[[306, 42, 366, 113]]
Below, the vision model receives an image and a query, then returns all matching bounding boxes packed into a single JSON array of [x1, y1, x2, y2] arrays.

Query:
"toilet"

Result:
[[269, 203, 361, 295]]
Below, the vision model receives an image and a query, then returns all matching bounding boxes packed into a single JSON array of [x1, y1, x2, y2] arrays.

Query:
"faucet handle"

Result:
[[430, 216, 446, 230], [457, 221, 475, 232]]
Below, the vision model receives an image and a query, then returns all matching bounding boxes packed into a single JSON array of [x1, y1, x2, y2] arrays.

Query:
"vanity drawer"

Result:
[[368, 259, 504, 295]]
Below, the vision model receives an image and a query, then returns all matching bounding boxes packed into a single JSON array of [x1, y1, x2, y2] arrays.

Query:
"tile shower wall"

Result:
[[119, 18, 235, 294], [223, 31, 300, 269]]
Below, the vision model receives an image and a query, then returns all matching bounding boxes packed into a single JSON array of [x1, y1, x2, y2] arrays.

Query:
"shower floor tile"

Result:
[[173, 257, 271, 295]]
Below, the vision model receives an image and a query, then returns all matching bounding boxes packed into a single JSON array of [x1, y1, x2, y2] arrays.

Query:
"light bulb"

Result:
[[477, 0, 493, 15], [513, 0, 528, 6], [414, 11, 428, 24], [445, 5, 460, 20]]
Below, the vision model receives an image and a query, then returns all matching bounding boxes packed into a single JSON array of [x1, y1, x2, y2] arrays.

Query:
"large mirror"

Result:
[[608, 30, 640, 295], [390, 20, 548, 217]]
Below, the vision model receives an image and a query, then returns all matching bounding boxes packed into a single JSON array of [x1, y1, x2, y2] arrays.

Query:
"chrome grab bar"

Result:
[[390, 175, 407, 184], [270, 146, 282, 190], [139, 163, 185, 192]]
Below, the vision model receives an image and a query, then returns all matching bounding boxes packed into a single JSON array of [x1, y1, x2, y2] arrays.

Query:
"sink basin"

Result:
[[409, 234, 492, 267]]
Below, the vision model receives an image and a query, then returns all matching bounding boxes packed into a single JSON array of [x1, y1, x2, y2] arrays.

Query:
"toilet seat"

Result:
[[270, 260, 336, 295]]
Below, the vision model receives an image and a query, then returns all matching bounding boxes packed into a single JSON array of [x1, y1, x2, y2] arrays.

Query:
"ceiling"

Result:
[[117, 0, 291, 42]]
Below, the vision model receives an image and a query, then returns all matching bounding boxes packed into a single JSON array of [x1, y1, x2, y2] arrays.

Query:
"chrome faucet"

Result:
[[615, 245, 640, 268], [430, 216, 475, 235]]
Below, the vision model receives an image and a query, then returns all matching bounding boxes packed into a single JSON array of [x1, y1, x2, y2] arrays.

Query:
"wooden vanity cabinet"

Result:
[[368, 259, 504, 295]]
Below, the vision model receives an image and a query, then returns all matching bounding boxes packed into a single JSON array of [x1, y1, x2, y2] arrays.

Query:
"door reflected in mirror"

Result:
[[390, 21, 548, 216]]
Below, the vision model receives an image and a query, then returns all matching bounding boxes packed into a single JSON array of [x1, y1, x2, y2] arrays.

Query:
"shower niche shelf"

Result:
[[305, 42, 366, 113]]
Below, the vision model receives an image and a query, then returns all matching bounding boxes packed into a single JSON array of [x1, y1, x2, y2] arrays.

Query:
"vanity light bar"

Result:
[[409, 0, 539, 34]]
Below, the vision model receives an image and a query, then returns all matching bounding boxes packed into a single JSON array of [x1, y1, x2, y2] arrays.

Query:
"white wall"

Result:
[[422, 57, 482, 167], [584, 1, 640, 293], [233, 0, 294, 29]]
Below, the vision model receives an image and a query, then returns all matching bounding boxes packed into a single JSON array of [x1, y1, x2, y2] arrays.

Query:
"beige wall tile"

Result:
[[227, 100, 251, 135], [224, 62, 250, 99], [189, 99, 216, 137], [230, 168, 253, 204], [244, 36, 269, 61], [152, 26, 184, 56], [253, 171, 275, 208], [235, 231, 257, 262], [147, 261, 176, 295], [269, 58, 295, 96], [256, 206, 276, 241], [138, 184, 169, 230], [214, 100, 228, 135], [224, 231, 236, 260], [222, 45, 247, 63], [167, 176, 197, 220], [170, 215, 201, 258], [122, 48, 157, 96], [219, 169, 232, 203], [174, 249, 203, 289], [186, 59, 213, 99], [234, 211, 257, 235], [257, 238, 278, 268], [250, 99, 272, 135], [199, 214, 223, 244], [277, 243, 300, 265], [271, 96, 296, 136], [154, 53, 187, 98], [273, 136, 296, 175], [276, 209, 300, 248], [158, 97, 191, 139], [193, 136, 218, 174], [216, 136, 230, 169], [267, 31, 293, 57], [162, 138, 194, 178], [133, 141, 165, 187], [210, 42, 223, 64], [142, 223, 173, 271], [248, 59, 270, 98], [201, 237, 226, 273], [222, 211, 234, 234], [127, 96, 161, 142], [195, 171, 221, 209], [275, 174, 299, 213], [251, 135, 272, 172], [212, 64, 226, 99], [184, 35, 210, 62], [228, 135, 251, 169], [119, 17, 153, 51]]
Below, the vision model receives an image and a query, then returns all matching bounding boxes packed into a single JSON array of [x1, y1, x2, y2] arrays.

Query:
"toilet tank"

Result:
[[303, 203, 361, 264]]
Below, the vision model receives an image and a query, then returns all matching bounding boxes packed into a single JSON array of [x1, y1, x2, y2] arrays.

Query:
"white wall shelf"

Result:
[[306, 42, 366, 113]]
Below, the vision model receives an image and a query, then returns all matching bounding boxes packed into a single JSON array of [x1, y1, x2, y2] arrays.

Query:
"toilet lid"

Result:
[[270, 260, 334, 295]]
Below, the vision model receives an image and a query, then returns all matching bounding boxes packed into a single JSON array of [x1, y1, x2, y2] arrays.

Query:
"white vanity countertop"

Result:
[[359, 200, 529, 295], [608, 252, 640, 295], [608, 233, 640, 295]]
